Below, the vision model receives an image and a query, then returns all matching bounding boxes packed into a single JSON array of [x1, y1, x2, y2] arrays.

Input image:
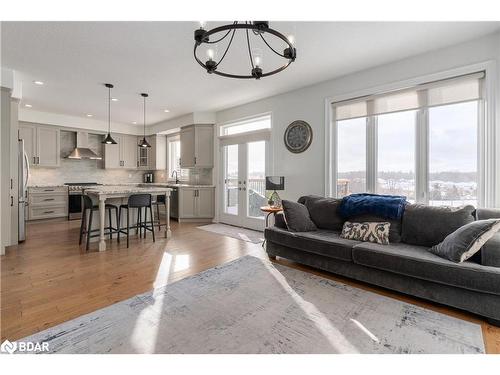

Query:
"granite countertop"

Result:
[[28, 184, 68, 188], [84, 185, 172, 195]]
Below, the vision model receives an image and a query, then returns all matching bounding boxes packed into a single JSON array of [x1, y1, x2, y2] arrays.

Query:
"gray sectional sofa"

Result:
[[264, 195, 500, 325]]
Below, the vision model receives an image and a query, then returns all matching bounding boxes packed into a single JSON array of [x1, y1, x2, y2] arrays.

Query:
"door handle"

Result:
[[11, 196, 14, 206]]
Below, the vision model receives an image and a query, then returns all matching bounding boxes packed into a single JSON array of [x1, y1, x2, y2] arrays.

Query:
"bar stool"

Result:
[[152, 195, 166, 231], [79, 195, 119, 251], [117, 193, 155, 248]]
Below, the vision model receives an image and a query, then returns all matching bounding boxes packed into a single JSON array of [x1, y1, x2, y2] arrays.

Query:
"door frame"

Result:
[[218, 130, 271, 231]]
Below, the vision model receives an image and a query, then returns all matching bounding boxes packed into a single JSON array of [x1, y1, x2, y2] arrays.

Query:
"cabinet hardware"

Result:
[[11, 196, 14, 206], [44, 210, 55, 214], [37, 157, 40, 164], [44, 198, 55, 201], [44, 189, 54, 192], [33, 156, 36, 164], [194, 156, 197, 165], [11, 178, 13, 189]]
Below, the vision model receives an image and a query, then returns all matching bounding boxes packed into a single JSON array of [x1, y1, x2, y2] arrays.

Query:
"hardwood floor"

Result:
[[1, 217, 499, 353]]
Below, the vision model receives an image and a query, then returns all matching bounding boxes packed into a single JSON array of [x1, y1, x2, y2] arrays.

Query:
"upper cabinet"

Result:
[[148, 135, 167, 170], [19, 123, 60, 167], [104, 134, 138, 169], [180, 124, 213, 168]]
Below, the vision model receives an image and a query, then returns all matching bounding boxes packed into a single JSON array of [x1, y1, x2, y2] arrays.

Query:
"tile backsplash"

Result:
[[28, 131, 147, 185]]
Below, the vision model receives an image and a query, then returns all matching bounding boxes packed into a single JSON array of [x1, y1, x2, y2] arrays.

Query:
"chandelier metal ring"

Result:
[[193, 22, 296, 79]]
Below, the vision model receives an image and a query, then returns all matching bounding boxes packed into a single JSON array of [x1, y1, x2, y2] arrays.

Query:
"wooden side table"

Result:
[[260, 206, 283, 227]]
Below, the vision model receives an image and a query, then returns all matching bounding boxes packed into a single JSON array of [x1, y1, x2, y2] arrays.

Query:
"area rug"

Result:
[[22, 255, 484, 354], [197, 223, 264, 244]]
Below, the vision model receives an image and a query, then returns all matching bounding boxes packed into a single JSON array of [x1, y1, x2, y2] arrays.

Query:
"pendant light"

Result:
[[138, 93, 151, 148], [102, 83, 117, 144]]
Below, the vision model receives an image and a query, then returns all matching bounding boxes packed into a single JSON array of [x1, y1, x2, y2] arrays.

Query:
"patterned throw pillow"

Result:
[[340, 221, 391, 245]]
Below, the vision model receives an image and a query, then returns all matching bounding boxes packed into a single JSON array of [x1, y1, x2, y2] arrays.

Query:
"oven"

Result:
[[65, 183, 101, 220]]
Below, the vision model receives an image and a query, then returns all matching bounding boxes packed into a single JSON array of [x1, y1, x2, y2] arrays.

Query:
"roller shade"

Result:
[[334, 72, 484, 121]]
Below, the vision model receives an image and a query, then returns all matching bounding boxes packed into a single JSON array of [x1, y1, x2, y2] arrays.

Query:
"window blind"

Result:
[[333, 72, 484, 121]]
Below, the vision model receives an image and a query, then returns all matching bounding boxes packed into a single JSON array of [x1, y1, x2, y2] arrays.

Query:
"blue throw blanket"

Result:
[[338, 193, 407, 220]]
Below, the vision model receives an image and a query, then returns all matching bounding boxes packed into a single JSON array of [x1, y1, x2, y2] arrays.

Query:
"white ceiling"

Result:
[[2, 21, 499, 126]]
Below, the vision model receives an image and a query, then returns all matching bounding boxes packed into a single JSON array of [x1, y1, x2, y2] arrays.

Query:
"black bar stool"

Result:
[[79, 195, 119, 251], [117, 193, 155, 248], [152, 195, 166, 231]]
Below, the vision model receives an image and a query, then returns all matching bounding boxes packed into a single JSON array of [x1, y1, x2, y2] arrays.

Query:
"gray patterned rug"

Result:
[[22, 255, 484, 353], [197, 223, 264, 244]]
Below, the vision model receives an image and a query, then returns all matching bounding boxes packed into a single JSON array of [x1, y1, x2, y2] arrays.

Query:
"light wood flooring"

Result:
[[1, 217, 499, 353]]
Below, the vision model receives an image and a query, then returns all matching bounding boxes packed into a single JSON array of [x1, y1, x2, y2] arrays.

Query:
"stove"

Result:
[[64, 182, 102, 220]]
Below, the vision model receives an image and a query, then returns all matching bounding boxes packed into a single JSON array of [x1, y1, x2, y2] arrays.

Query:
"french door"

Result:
[[220, 140, 267, 231]]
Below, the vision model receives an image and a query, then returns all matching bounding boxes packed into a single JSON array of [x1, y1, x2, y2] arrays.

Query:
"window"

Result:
[[429, 102, 478, 207], [377, 110, 416, 201], [337, 118, 366, 197], [332, 71, 486, 207], [167, 136, 188, 181], [220, 115, 271, 136]]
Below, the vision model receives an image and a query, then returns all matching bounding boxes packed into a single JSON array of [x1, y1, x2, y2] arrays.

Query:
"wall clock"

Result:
[[284, 120, 313, 153]]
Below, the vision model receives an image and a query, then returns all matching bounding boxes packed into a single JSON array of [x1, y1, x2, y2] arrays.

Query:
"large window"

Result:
[[332, 71, 485, 207]]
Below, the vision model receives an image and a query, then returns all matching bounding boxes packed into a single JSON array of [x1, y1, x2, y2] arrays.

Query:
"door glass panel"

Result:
[[223, 144, 239, 215], [247, 141, 266, 218]]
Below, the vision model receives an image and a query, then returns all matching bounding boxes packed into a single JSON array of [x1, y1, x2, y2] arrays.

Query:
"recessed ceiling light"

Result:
[[164, 109, 170, 113], [86, 114, 93, 117], [24, 104, 32, 108], [111, 98, 118, 102], [132, 121, 137, 124], [33, 80, 44, 86]]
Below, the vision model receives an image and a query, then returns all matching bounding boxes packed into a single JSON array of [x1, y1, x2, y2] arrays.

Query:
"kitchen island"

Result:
[[85, 185, 172, 251]]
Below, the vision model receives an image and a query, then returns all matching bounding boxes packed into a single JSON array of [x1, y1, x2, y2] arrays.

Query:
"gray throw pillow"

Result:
[[282, 200, 317, 232], [401, 204, 475, 247], [299, 195, 344, 231], [429, 219, 500, 263]]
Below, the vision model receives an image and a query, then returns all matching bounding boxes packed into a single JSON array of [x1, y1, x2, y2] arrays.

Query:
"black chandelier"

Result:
[[193, 21, 296, 79]]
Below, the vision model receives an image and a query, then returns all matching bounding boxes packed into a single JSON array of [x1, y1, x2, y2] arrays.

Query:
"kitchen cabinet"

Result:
[[28, 186, 68, 220], [180, 124, 213, 168], [137, 135, 166, 170], [177, 186, 214, 221], [104, 134, 138, 169], [19, 123, 60, 167]]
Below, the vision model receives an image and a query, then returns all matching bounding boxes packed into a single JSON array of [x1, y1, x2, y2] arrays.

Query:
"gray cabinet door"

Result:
[[180, 126, 196, 168], [19, 123, 37, 166], [196, 188, 214, 218], [122, 135, 138, 169], [179, 188, 196, 218], [194, 126, 214, 168], [104, 134, 121, 169], [36, 126, 60, 167]]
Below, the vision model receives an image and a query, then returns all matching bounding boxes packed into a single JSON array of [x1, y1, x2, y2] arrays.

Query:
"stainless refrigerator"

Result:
[[18, 139, 30, 242]]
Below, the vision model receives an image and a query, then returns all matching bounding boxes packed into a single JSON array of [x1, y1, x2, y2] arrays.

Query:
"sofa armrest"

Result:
[[274, 212, 288, 229], [482, 232, 500, 267]]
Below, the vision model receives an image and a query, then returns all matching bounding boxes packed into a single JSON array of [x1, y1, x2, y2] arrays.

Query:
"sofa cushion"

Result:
[[264, 227, 358, 261], [430, 219, 500, 263], [481, 233, 500, 267], [475, 208, 500, 220], [352, 241, 500, 295], [349, 213, 402, 243], [299, 195, 344, 231], [401, 204, 475, 247], [282, 200, 317, 232]]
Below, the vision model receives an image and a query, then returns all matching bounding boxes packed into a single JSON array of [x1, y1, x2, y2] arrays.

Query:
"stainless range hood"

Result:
[[67, 132, 102, 160]]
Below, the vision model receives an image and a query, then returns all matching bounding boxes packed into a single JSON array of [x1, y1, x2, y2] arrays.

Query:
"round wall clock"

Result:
[[284, 120, 313, 153]]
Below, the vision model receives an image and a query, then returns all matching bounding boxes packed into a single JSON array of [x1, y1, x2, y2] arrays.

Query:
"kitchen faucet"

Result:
[[171, 170, 179, 184]]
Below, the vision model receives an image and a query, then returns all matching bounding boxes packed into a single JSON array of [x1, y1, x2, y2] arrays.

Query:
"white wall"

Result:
[[216, 31, 500, 206]]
